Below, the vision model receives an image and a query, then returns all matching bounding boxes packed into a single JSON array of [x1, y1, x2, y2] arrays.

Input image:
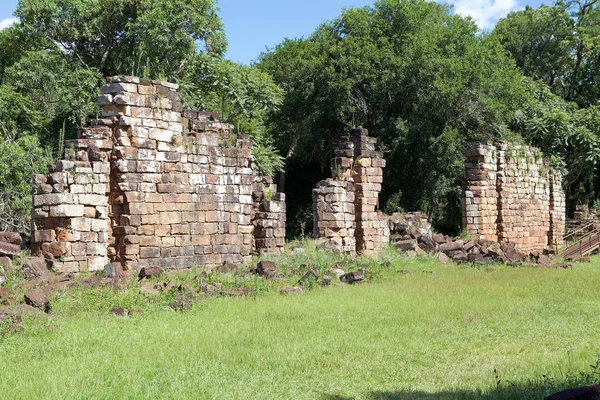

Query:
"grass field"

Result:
[[1, 244, 600, 399]]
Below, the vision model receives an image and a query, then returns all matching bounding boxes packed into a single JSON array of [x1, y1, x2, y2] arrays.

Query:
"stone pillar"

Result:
[[462, 141, 566, 252], [463, 142, 499, 242], [312, 128, 388, 255], [252, 177, 286, 254]]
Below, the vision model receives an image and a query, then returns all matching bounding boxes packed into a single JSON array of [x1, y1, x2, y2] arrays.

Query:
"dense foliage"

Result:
[[259, 0, 600, 234]]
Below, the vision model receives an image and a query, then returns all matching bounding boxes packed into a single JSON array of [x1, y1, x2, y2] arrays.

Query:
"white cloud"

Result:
[[453, 0, 521, 30], [0, 17, 18, 30]]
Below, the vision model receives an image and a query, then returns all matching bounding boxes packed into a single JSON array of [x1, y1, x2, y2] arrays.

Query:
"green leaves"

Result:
[[259, 0, 528, 232], [15, 0, 226, 80]]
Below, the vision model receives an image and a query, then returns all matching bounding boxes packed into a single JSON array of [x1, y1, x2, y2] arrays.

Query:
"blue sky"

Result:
[[0, 0, 547, 65]]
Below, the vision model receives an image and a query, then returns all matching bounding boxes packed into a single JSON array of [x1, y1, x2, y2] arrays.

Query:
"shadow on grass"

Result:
[[322, 378, 596, 400]]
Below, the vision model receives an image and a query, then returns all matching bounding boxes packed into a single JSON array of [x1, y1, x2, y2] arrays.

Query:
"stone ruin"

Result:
[[312, 128, 390, 255], [31, 76, 285, 274], [462, 141, 565, 253]]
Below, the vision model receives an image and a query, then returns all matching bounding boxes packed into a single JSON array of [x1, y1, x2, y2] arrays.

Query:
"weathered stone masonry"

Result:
[[31, 76, 285, 273], [313, 128, 390, 255], [462, 141, 565, 252]]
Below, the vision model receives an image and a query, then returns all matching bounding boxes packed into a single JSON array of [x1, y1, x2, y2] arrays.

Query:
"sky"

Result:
[[0, 0, 547, 65]]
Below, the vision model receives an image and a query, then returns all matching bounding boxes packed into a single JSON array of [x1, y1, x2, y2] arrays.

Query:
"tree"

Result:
[[15, 0, 226, 80], [181, 55, 285, 177], [493, 1, 600, 107], [259, 0, 532, 234]]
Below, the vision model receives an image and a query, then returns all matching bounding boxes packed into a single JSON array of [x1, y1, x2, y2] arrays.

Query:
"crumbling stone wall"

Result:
[[313, 129, 389, 255], [31, 76, 285, 273], [462, 141, 566, 252]]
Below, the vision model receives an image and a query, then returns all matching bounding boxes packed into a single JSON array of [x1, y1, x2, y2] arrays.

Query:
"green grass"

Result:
[[1, 243, 600, 399]]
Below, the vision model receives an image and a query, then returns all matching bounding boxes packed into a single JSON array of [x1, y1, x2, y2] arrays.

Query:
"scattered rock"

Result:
[[545, 384, 600, 400], [0, 257, 12, 269], [330, 268, 345, 278], [102, 263, 122, 278], [215, 262, 238, 274], [140, 285, 160, 296], [394, 239, 419, 252], [138, 266, 163, 280], [399, 270, 410, 274], [110, 307, 126, 316], [535, 253, 553, 266], [223, 288, 251, 297], [321, 274, 332, 286], [380, 261, 392, 268], [436, 252, 451, 264], [422, 270, 434, 274], [81, 275, 106, 288], [0, 287, 14, 300], [439, 240, 465, 252], [0, 242, 20, 257], [280, 286, 303, 295], [340, 271, 364, 284], [42, 281, 76, 294], [256, 260, 278, 278], [0, 232, 21, 246], [0, 274, 5, 286], [299, 269, 318, 285], [24, 289, 51, 313], [21, 259, 49, 280], [128, 307, 143, 315]]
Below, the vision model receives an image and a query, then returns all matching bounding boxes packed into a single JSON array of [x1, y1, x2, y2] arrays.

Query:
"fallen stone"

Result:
[[24, 289, 51, 313], [399, 270, 410, 274], [0, 242, 20, 257], [199, 279, 218, 294], [340, 271, 364, 284], [545, 384, 600, 400], [439, 240, 465, 253], [436, 252, 451, 264], [380, 261, 392, 268], [223, 288, 251, 297], [321, 274, 332, 286], [129, 307, 143, 315], [432, 233, 447, 244], [140, 285, 160, 296], [536, 253, 553, 266], [0, 274, 5, 286], [330, 268, 345, 278], [0, 257, 12, 269], [467, 253, 492, 265], [0, 287, 14, 299], [215, 262, 238, 274], [42, 281, 76, 294], [0, 308, 22, 325], [394, 239, 418, 252], [452, 251, 469, 263], [156, 281, 177, 293], [419, 235, 437, 251], [0, 232, 21, 246], [299, 270, 318, 285], [81, 275, 106, 288], [280, 286, 303, 295], [256, 260, 277, 276], [21, 259, 49, 280], [102, 263, 122, 278], [422, 270, 434, 274], [138, 266, 163, 280], [110, 307, 126, 316]]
